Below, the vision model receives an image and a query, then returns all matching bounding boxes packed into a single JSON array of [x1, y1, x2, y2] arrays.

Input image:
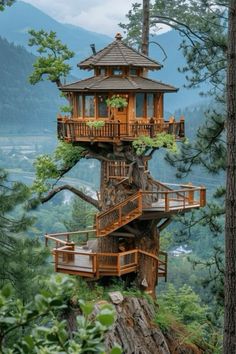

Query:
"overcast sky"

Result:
[[22, 0, 143, 36]]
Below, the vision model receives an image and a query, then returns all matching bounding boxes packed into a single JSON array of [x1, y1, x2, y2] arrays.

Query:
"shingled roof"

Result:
[[60, 75, 177, 93], [78, 33, 162, 70]]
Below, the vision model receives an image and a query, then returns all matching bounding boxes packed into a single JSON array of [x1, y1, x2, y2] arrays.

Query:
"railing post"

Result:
[[117, 254, 121, 276], [96, 254, 99, 278], [54, 250, 58, 272], [188, 183, 194, 205], [200, 186, 206, 207], [164, 192, 169, 211]]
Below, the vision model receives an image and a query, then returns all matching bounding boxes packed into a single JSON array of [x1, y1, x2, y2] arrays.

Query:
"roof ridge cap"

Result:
[[127, 76, 139, 89]]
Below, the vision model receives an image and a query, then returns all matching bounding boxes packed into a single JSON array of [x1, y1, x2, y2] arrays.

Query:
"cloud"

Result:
[[22, 0, 141, 36]]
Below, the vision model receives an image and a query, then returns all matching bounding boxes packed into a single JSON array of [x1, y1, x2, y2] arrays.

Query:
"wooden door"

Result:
[[115, 102, 128, 136]]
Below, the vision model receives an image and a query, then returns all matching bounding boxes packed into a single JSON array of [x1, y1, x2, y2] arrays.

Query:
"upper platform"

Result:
[[57, 34, 184, 144]]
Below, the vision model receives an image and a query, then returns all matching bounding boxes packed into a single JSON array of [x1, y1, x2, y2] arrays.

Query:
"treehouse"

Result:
[[46, 33, 206, 296], [58, 33, 184, 143]]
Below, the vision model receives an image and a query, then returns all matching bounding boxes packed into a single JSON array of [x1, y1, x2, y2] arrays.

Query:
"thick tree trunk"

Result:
[[96, 144, 161, 295], [223, 2, 236, 352]]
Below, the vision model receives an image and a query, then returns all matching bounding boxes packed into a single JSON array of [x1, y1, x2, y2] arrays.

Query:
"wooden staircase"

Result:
[[96, 191, 142, 237]]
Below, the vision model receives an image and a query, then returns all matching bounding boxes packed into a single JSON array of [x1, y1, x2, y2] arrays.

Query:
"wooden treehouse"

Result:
[[46, 33, 206, 296]]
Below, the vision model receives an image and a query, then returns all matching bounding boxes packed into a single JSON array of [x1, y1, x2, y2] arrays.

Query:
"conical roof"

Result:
[[78, 33, 162, 70]]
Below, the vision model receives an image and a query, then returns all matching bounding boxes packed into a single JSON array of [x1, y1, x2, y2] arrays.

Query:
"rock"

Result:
[[108, 291, 124, 304]]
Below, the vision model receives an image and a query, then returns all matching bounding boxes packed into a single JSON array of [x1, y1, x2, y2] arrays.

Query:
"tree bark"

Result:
[[223, 1, 236, 352], [142, 0, 150, 56]]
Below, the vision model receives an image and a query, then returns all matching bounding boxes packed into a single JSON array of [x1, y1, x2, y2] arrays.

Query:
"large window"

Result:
[[135, 93, 155, 118], [147, 93, 154, 117], [98, 94, 108, 117], [135, 93, 145, 118], [85, 95, 95, 117]]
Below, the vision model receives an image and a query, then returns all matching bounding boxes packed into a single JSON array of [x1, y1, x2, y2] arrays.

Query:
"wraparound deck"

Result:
[[45, 232, 167, 280], [57, 117, 185, 143]]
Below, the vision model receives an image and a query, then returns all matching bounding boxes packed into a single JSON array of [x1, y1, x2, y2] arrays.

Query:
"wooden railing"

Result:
[[105, 161, 132, 182], [57, 117, 185, 142], [52, 246, 166, 279], [142, 183, 206, 212], [96, 191, 143, 237], [45, 229, 96, 248]]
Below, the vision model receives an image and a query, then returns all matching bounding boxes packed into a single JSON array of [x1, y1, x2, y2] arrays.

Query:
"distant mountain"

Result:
[[0, 1, 111, 80], [0, 1, 209, 112], [0, 36, 59, 135]]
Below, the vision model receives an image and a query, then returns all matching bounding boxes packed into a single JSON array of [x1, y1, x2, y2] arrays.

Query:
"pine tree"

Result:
[[0, 169, 48, 301]]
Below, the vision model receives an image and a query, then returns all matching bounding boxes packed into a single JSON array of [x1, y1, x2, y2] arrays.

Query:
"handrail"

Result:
[[97, 191, 142, 219], [96, 191, 142, 236]]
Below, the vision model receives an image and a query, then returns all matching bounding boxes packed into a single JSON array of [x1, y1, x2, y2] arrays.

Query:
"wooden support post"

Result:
[[200, 186, 206, 207], [117, 254, 121, 276], [188, 183, 194, 205], [164, 192, 169, 211], [54, 250, 58, 272]]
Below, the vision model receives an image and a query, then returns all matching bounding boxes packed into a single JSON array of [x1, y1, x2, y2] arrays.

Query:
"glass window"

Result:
[[112, 68, 123, 76], [85, 95, 95, 117], [130, 68, 138, 76], [147, 93, 154, 117], [135, 93, 145, 118], [77, 95, 83, 117], [100, 68, 106, 76], [98, 94, 108, 117]]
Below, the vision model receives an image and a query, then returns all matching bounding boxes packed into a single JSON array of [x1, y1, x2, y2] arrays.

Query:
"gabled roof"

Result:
[[78, 33, 162, 70], [60, 75, 177, 93]]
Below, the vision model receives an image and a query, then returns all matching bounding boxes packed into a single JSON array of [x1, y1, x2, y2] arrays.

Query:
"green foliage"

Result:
[[60, 105, 73, 114], [156, 284, 222, 352], [32, 142, 85, 194], [86, 120, 105, 129], [132, 133, 177, 155], [0, 169, 48, 301], [106, 95, 128, 109], [28, 29, 74, 85], [0, 275, 121, 354], [64, 194, 95, 231], [0, 0, 15, 11]]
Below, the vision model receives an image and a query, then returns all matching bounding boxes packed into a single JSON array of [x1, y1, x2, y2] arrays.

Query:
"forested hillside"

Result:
[[0, 37, 60, 134]]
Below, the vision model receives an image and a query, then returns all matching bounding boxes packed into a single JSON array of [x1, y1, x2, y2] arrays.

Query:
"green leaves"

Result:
[[32, 142, 85, 194], [86, 120, 105, 129], [132, 133, 177, 155], [106, 95, 128, 109], [0, 275, 121, 353], [0, 0, 15, 11], [28, 29, 74, 86]]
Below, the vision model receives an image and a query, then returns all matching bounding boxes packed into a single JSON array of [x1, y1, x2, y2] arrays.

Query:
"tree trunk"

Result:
[[142, 0, 150, 56], [223, 1, 236, 352], [96, 144, 162, 296]]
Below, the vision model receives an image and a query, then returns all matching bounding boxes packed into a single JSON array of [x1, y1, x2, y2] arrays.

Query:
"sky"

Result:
[[22, 0, 143, 36]]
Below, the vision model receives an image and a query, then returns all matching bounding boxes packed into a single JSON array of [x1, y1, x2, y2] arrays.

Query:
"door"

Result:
[[115, 97, 128, 136]]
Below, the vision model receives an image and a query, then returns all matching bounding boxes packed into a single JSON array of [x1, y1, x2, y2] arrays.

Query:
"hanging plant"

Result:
[[106, 95, 128, 109]]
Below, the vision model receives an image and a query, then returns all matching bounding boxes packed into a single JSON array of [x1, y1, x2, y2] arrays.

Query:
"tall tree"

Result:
[[121, 0, 236, 350], [0, 169, 48, 301], [224, 1, 236, 352], [141, 0, 150, 56]]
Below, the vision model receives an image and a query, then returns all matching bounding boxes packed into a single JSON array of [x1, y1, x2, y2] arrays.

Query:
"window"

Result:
[[85, 95, 95, 117], [130, 68, 138, 76], [97, 68, 106, 76], [77, 95, 83, 117], [98, 94, 108, 117], [112, 68, 123, 76], [147, 93, 154, 117], [135, 93, 145, 118]]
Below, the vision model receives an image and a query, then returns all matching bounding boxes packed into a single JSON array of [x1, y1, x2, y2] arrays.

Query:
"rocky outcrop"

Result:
[[102, 294, 204, 354]]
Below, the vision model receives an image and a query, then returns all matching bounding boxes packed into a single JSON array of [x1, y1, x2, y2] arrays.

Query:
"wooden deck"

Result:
[[57, 117, 185, 143], [48, 242, 167, 281]]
